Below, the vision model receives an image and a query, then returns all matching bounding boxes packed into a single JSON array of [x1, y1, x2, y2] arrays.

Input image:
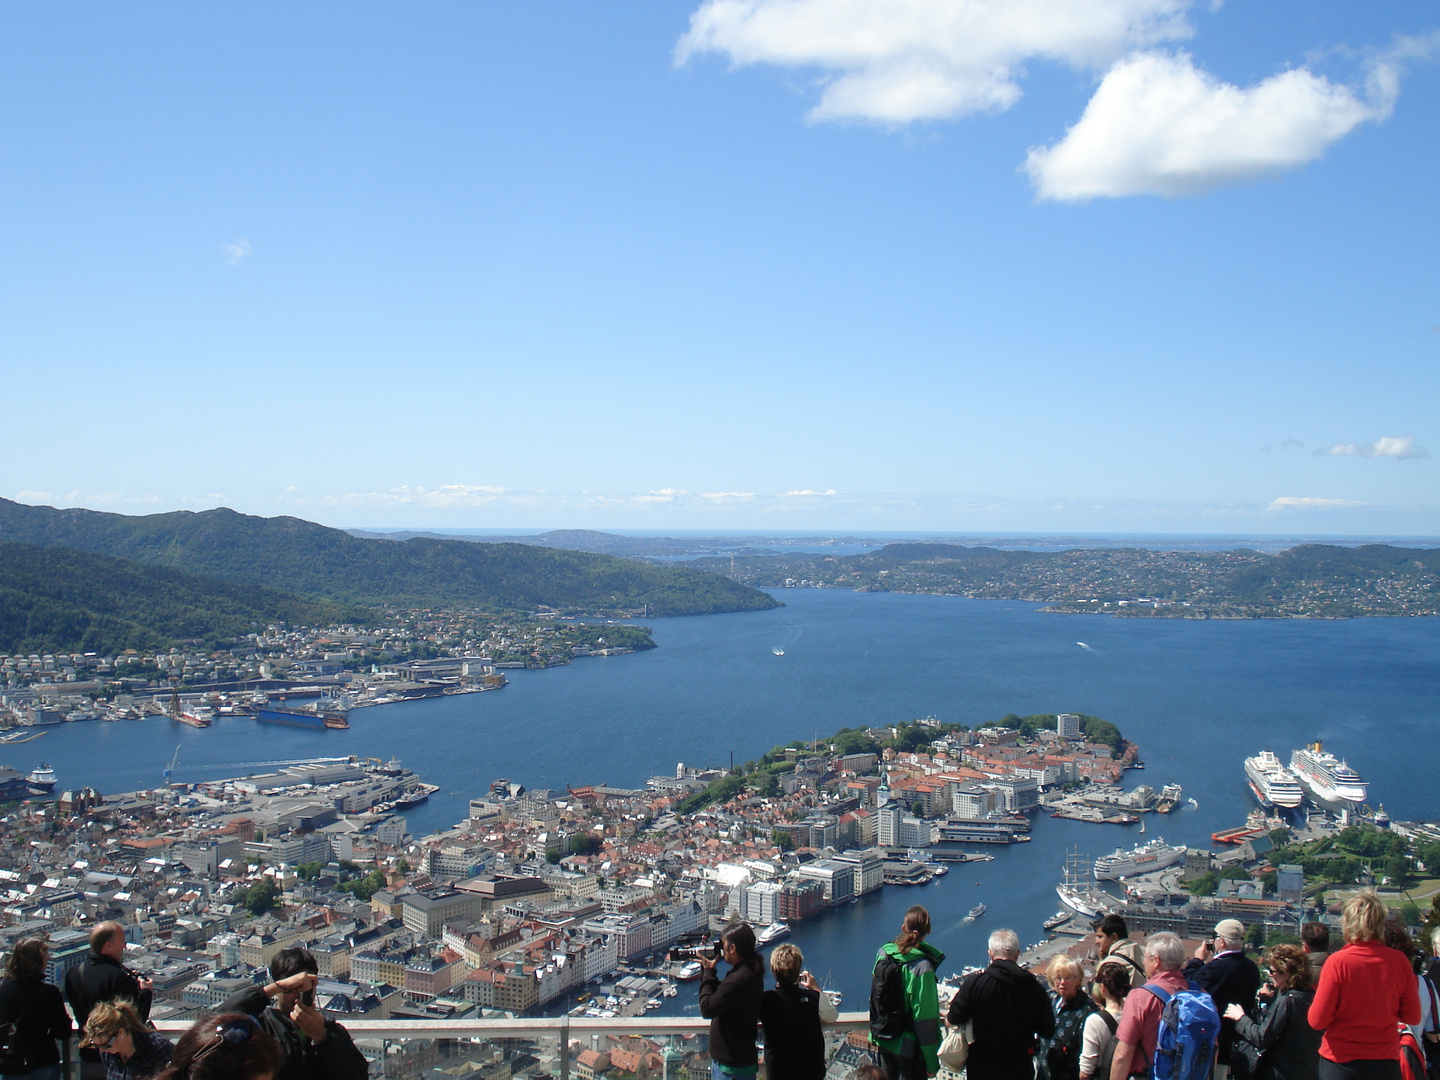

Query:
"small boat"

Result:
[[676, 961, 703, 981], [932, 865, 948, 876], [1043, 910, 1072, 931], [757, 922, 792, 947]]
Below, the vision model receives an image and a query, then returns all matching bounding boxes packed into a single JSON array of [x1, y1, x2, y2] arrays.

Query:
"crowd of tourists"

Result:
[[0, 923, 366, 1080], [696, 892, 1437, 1080]]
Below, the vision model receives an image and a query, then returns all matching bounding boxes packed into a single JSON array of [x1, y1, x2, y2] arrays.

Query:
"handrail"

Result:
[[150, 1011, 872, 1039]]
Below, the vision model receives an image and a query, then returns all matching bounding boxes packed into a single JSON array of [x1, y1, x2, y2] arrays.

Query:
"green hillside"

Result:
[[0, 499, 779, 617], [0, 540, 358, 655]]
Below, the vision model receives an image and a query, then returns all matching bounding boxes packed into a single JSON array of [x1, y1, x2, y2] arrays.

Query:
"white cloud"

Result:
[[1320, 434, 1429, 459], [223, 238, 252, 266], [675, 0, 1193, 123], [1266, 496, 1368, 511], [784, 489, 837, 496], [1025, 50, 1393, 200]]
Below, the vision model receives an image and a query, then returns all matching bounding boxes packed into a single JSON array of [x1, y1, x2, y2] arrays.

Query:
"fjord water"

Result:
[[18, 589, 1439, 1007]]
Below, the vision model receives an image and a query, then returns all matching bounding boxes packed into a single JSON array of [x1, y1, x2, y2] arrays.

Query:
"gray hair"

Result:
[[1431, 926, 1440, 957], [988, 928, 1021, 958], [1145, 932, 1184, 970]]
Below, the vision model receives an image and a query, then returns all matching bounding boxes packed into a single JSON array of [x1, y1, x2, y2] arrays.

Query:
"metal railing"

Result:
[[116, 1012, 874, 1080]]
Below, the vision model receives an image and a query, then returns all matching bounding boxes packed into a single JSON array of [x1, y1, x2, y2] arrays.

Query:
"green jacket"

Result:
[[870, 940, 946, 1074]]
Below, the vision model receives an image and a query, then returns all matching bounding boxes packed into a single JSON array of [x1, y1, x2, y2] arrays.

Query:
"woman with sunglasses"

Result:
[[81, 1001, 173, 1080], [0, 938, 72, 1080], [154, 1015, 283, 1080]]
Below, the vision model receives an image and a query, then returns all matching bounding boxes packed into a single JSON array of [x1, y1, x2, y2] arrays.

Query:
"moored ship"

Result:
[[177, 706, 214, 728], [26, 763, 57, 793], [1093, 838, 1186, 880], [1057, 848, 1117, 918], [257, 706, 351, 731], [1290, 742, 1367, 809], [1244, 750, 1304, 809]]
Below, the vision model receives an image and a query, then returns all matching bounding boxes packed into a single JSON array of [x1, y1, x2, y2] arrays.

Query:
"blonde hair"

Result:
[[769, 943, 804, 985], [1341, 890, 1388, 944], [1047, 955, 1083, 981], [83, 1000, 146, 1048]]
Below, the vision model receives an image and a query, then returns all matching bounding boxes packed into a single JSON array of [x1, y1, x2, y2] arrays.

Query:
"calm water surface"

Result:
[[11, 590, 1438, 1009]]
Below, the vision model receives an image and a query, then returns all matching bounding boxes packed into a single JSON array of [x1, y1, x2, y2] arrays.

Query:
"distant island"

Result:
[[688, 542, 1440, 618]]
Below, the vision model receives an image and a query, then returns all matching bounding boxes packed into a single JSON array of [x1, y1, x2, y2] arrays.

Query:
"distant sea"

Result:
[[11, 589, 1438, 1012]]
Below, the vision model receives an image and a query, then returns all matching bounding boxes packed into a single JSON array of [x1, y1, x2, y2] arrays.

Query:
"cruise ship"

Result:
[[1093, 838, 1186, 881], [756, 922, 791, 947], [1290, 743, 1367, 809], [1244, 750, 1305, 809]]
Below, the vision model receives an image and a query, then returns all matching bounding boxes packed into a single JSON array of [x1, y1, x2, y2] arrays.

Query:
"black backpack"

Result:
[[869, 949, 912, 1040]]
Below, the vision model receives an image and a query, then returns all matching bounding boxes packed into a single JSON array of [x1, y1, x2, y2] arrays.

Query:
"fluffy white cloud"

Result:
[[223, 238, 252, 266], [1266, 496, 1368, 512], [1025, 50, 1394, 200], [1320, 435, 1429, 460], [675, 0, 1193, 123]]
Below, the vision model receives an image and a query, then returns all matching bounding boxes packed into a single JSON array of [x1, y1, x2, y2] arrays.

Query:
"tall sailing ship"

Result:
[[1057, 848, 1116, 918]]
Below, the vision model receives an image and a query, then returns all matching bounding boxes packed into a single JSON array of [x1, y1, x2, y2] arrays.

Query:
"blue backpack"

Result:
[[1140, 981, 1219, 1080]]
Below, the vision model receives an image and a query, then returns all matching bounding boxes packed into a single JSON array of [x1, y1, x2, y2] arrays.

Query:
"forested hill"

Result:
[[0, 540, 358, 655], [0, 499, 779, 617], [693, 541, 1440, 618]]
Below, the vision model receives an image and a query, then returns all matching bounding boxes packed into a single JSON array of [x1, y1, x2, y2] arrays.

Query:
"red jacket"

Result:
[[1308, 940, 1420, 1062]]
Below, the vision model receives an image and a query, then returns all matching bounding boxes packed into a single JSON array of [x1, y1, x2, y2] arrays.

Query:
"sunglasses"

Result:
[[193, 1017, 261, 1064]]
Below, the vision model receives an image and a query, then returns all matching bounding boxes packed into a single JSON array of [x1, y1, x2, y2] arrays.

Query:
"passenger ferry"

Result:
[[1093, 838, 1186, 880]]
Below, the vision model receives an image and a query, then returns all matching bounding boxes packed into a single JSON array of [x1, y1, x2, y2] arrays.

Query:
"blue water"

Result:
[[10, 589, 1438, 1010]]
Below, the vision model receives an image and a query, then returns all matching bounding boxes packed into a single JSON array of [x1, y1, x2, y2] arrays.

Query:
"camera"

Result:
[[300, 989, 315, 1007], [668, 931, 717, 963]]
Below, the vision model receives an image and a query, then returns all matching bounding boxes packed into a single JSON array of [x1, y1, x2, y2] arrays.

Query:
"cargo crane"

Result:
[[163, 744, 181, 786]]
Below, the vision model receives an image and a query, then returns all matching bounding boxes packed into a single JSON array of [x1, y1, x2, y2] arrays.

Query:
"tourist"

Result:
[[0, 937, 72, 1080], [1302, 923, 1333, 983], [80, 1001, 173, 1080], [869, 905, 945, 1080], [66, 923, 154, 1080], [698, 923, 764, 1080], [1224, 943, 1321, 1080], [1186, 918, 1261, 1079], [1079, 961, 1129, 1080], [1109, 932, 1197, 1080], [1093, 916, 1146, 990], [1382, 920, 1435, 1048], [1309, 890, 1420, 1080], [759, 942, 837, 1080], [947, 928, 1054, 1080], [220, 948, 367, 1080], [1041, 955, 1098, 1080], [152, 1014, 284, 1080]]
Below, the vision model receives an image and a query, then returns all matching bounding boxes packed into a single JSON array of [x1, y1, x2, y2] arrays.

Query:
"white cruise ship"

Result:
[[1244, 750, 1305, 809], [1290, 743, 1367, 809], [1093, 838, 1186, 881]]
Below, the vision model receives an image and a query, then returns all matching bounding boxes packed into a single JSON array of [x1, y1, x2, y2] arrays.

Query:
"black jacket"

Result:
[[698, 961, 763, 1068], [948, 959, 1056, 1080], [219, 985, 368, 1080], [0, 976, 72, 1072], [1232, 989, 1320, 1080], [1185, 951, 1261, 1065], [760, 984, 825, 1080], [65, 953, 151, 1063]]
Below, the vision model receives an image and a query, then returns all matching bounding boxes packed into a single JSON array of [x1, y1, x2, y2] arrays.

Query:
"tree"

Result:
[[396, 857, 411, 874], [1246, 922, 1266, 948], [568, 832, 603, 856], [770, 829, 794, 851], [244, 877, 280, 916]]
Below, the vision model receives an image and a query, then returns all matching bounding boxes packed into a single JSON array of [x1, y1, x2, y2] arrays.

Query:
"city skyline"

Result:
[[1, 3, 1435, 535]]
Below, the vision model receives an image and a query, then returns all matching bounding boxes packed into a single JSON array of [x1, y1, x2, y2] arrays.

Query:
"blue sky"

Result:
[[1, 2, 1435, 535]]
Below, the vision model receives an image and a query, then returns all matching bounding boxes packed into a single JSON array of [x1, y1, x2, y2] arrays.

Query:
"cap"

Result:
[[1215, 919, 1245, 943]]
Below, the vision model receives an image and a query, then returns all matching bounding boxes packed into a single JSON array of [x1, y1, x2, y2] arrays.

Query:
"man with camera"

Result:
[[1183, 919, 1260, 1080], [220, 947, 368, 1080]]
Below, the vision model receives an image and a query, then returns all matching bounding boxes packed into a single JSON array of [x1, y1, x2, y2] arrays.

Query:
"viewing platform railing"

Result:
[[58, 1012, 874, 1080]]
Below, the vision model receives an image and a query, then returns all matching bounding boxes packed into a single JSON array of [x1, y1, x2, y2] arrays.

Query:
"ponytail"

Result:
[[893, 905, 931, 952]]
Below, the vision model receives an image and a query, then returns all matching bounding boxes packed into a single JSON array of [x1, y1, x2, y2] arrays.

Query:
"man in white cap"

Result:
[[1183, 918, 1260, 1080]]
